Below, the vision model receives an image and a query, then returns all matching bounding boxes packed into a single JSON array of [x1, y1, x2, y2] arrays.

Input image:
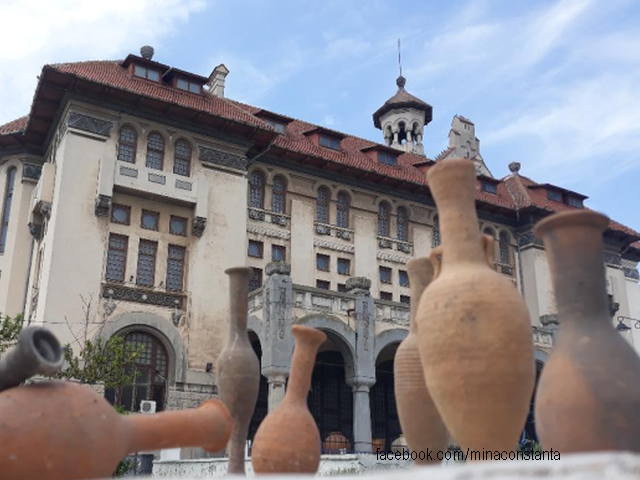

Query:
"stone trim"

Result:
[[624, 267, 639, 281], [374, 328, 408, 359], [247, 224, 291, 240], [377, 252, 411, 265], [95, 194, 111, 217], [198, 146, 247, 171], [67, 111, 114, 137], [314, 238, 355, 253], [22, 163, 42, 182], [102, 283, 186, 309]]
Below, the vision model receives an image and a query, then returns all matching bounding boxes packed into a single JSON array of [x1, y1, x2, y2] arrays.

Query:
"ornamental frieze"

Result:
[[247, 224, 291, 240], [377, 252, 411, 265], [624, 267, 640, 281], [22, 163, 42, 182], [67, 112, 114, 137], [102, 284, 185, 309], [198, 146, 247, 171], [313, 238, 355, 254]]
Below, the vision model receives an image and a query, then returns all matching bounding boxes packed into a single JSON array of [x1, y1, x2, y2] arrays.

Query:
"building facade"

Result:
[[1, 47, 639, 454]]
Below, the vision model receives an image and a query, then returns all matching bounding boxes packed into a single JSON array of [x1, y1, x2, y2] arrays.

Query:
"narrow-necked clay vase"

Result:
[[0, 381, 232, 480], [416, 158, 535, 454], [394, 257, 447, 464], [533, 210, 640, 452], [216, 267, 260, 474], [251, 325, 326, 474]]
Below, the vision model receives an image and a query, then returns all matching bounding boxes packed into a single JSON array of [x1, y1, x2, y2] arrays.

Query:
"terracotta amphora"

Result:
[[394, 257, 447, 464], [534, 210, 640, 452], [251, 325, 326, 474], [0, 380, 232, 480], [416, 158, 535, 454], [216, 267, 260, 474]]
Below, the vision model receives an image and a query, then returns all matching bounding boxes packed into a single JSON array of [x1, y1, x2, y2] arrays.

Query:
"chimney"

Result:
[[207, 64, 229, 98], [140, 45, 154, 60]]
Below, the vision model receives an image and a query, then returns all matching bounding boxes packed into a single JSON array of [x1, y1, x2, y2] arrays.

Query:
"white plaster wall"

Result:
[[353, 213, 377, 295], [290, 198, 314, 285]]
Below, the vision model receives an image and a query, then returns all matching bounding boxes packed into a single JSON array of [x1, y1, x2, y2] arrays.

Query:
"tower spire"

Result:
[[396, 38, 406, 90], [398, 38, 402, 78]]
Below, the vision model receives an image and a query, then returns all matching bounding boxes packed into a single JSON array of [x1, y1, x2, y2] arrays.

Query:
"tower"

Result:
[[372, 75, 432, 155]]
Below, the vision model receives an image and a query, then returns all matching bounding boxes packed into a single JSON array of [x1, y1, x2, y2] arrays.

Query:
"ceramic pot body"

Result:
[[394, 257, 447, 464], [216, 267, 260, 474], [534, 210, 640, 452], [0, 381, 232, 480], [416, 159, 535, 453], [251, 325, 326, 473]]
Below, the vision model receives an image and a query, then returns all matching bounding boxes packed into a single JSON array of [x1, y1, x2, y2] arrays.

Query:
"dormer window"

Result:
[[566, 196, 583, 208], [177, 78, 202, 94], [133, 65, 160, 82], [320, 135, 340, 150], [378, 151, 397, 166], [265, 119, 286, 134], [547, 190, 562, 202], [481, 181, 498, 194]]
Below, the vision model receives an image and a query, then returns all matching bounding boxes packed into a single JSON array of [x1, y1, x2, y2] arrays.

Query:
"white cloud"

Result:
[[0, 0, 205, 125], [323, 115, 335, 127]]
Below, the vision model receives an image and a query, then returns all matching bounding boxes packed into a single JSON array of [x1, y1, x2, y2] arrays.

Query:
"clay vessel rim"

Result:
[[27, 327, 65, 368], [224, 266, 252, 275], [534, 210, 609, 239], [426, 157, 474, 181]]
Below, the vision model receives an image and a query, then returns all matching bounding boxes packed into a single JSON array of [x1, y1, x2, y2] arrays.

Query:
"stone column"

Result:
[[346, 276, 376, 452], [261, 262, 295, 412]]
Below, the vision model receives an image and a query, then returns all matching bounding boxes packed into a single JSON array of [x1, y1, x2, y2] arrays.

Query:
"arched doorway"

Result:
[[522, 359, 545, 447], [105, 330, 169, 412], [248, 332, 269, 441], [308, 332, 354, 453], [370, 343, 402, 451]]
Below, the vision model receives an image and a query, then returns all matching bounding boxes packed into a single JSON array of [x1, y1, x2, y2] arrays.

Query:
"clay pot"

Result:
[[533, 210, 640, 452], [394, 257, 447, 464], [216, 267, 260, 474], [416, 158, 535, 454], [251, 325, 326, 473], [0, 381, 232, 480]]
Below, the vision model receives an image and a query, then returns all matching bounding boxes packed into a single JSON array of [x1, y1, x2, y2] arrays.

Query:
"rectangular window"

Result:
[[317, 254, 330, 271], [249, 268, 263, 292], [399, 270, 409, 287], [380, 291, 393, 301], [176, 78, 202, 93], [136, 240, 158, 287], [248, 240, 264, 258], [337, 258, 351, 276], [378, 151, 397, 166], [166, 245, 186, 291], [481, 182, 498, 194], [380, 266, 392, 284], [111, 204, 131, 225], [173, 157, 191, 177], [316, 280, 330, 290], [133, 65, 160, 82], [265, 119, 286, 133], [400, 295, 410, 305], [320, 135, 340, 150], [566, 196, 583, 208], [106, 234, 128, 282], [547, 190, 562, 202], [338, 283, 348, 293], [272, 245, 286, 262]]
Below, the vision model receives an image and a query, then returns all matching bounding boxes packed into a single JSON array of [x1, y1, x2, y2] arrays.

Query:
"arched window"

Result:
[[397, 207, 409, 241], [117, 126, 137, 164], [336, 191, 350, 228], [432, 215, 440, 247], [316, 186, 330, 224], [0, 167, 17, 254], [378, 202, 390, 237], [110, 331, 169, 412], [499, 232, 511, 265], [146, 132, 165, 170], [173, 139, 191, 177], [272, 175, 287, 214], [483, 227, 496, 238], [249, 170, 265, 209]]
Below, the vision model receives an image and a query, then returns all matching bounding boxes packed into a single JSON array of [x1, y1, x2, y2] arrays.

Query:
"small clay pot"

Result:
[[416, 159, 535, 455], [216, 267, 260, 474], [394, 257, 447, 464], [251, 325, 326, 474], [0, 381, 232, 480], [534, 210, 640, 452]]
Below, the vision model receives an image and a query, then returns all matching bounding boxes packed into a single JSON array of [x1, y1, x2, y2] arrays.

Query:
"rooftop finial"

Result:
[[396, 38, 406, 90], [509, 161, 521, 174], [140, 45, 154, 60]]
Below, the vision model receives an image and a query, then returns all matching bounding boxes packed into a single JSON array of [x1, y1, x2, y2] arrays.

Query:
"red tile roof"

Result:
[[1, 57, 637, 243]]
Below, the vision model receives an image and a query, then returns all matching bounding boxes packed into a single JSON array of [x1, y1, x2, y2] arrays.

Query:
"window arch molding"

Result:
[[117, 124, 139, 164], [248, 169, 267, 209]]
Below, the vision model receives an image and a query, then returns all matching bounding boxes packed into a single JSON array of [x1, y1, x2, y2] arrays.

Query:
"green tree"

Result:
[[0, 313, 24, 357]]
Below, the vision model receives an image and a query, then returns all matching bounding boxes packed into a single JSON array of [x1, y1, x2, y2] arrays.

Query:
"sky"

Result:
[[1, 0, 639, 232]]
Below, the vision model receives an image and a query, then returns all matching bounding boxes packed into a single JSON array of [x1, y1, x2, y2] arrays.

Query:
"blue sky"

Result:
[[1, 0, 639, 232]]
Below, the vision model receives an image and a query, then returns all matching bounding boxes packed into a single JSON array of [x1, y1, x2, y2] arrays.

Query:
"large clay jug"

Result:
[[534, 210, 640, 452], [251, 325, 326, 473], [216, 267, 260, 474], [416, 158, 535, 454], [394, 257, 447, 463], [0, 381, 232, 480]]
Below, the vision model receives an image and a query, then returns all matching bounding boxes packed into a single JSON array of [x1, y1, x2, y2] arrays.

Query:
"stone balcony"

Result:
[[314, 222, 355, 241], [248, 207, 291, 228]]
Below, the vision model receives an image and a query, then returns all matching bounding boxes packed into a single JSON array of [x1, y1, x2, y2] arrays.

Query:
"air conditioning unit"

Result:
[[140, 400, 157, 414]]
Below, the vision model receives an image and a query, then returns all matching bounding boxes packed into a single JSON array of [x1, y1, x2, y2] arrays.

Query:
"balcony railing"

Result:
[[248, 207, 291, 227], [377, 236, 413, 254], [314, 222, 355, 241]]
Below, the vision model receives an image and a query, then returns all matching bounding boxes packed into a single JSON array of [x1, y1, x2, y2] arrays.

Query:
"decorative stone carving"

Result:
[[377, 252, 411, 264], [315, 224, 331, 236], [266, 262, 291, 276], [39, 202, 52, 219], [603, 251, 622, 267], [101, 284, 185, 309], [247, 225, 291, 240], [28, 223, 42, 240], [397, 242, 412, 253], [336, 229, 352, 241], [248, 208, 265, 221], [539, 314, 559, 327], [271, 214, 288, 226], [192, 216, 207, 237], [624, 267, 640, 281], [67, 112, 114, 137], [198, 147, 247, 171], [313, 239, 355, 253], [22, 163, 42, 182], [346, 277, 371, 293], [518, 231, 544, 248], [378, 238, 393, 249], [95, 195, 111, 217]]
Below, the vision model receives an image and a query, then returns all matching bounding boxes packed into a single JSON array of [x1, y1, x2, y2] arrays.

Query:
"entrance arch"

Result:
[[370, 342, 402, 451], [248, 331, 269, 442]]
